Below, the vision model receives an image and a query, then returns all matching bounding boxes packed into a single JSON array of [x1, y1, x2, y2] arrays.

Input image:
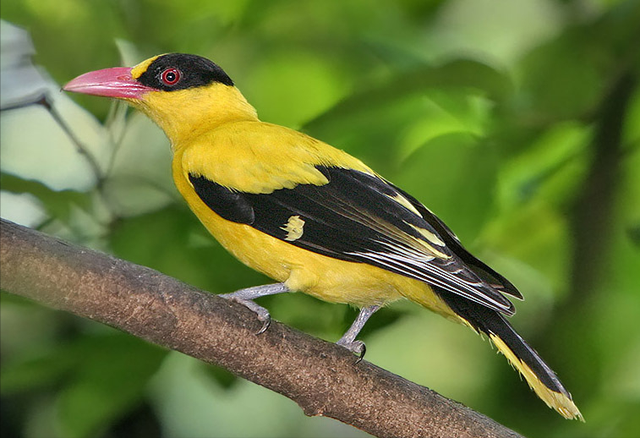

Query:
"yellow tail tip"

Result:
[[544, 387, 584, 421], [489, 334, 584, 421]]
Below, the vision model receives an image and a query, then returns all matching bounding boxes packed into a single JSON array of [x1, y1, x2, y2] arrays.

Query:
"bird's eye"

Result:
[[160, 68, 181, 86]]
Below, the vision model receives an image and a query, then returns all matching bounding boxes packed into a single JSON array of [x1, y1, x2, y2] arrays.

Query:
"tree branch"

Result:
[[0, 218, 522, 438]]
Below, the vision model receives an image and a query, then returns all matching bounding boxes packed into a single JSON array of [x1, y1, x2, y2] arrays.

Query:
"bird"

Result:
[[64, 53, 583, 420]]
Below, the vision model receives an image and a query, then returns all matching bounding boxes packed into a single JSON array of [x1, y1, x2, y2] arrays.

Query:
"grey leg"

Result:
[[337, 305, 380, 360], [220, 283, 290, 334]]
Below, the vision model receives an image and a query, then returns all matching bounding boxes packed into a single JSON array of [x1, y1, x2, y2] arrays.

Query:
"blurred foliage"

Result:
[[1, 0, 639, 437]]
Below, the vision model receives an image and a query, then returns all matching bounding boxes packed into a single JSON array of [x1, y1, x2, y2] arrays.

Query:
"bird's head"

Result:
[[64, 53, 258, 145]]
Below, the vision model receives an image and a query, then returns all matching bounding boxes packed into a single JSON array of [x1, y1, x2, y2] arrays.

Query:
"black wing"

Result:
[[392, 185, 524, 300], [189, 165, 516, 315]]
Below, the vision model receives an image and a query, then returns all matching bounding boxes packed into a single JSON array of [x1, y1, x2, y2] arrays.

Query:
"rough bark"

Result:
[[0, 218, 522, 438]]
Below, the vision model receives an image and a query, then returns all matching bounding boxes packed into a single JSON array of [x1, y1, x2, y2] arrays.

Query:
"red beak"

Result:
[[63, 67, 153, 99]]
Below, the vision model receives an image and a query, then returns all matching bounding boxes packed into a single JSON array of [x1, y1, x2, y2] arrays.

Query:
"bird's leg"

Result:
[[337, 305, 380, 361], [219, 283, 290, 334]]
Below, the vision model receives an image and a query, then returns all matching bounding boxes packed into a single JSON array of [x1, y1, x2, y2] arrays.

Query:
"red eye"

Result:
[[161, 68, 181, 86]]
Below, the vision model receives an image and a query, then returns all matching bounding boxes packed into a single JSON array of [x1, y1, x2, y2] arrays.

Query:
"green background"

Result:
[[1, 1, 639, 437]]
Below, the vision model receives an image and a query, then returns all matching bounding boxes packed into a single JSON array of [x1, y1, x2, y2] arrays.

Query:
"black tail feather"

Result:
[[435, 288, 583, 420]]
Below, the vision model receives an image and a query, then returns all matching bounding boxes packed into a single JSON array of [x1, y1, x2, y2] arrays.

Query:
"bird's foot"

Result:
[[219, 283, 289, 335], [336, 338, 367, 363], [335, 304, 380, 362]]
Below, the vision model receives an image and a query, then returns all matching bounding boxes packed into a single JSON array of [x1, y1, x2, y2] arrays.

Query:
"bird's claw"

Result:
[[255, 313, 271, 335], [337, 339, 367, 362]]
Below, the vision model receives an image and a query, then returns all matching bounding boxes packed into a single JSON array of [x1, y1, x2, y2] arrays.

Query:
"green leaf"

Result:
[[305, 59, 513, 135], [108, 205, 268, 293], [0, 173, 90, 223], [56, 333, 166, 438], [244, 50, 349, 128], [496, 122, 591, 210], [393, 132, 499, 243], [0, 349, 76, 396]]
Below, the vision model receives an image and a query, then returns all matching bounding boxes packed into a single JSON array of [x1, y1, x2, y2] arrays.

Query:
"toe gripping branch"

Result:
[[337, 305, 380, 362], [219, 283, 290, 334]]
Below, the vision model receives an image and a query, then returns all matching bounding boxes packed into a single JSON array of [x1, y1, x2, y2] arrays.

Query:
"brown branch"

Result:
[[0, 218, 522, 438]]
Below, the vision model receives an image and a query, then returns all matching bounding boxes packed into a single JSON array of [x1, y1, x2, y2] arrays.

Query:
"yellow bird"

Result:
[[64, 53, 582, 420]]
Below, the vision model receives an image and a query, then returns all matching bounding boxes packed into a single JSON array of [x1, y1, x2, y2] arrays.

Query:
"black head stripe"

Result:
[[136, 53, 234, 91]]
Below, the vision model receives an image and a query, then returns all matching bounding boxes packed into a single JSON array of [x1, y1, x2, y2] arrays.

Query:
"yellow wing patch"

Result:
[[380, 186, 448, 259], [281, 215, 306, 241], [386, 193, 422, 217], [410, 224, 446, 248]]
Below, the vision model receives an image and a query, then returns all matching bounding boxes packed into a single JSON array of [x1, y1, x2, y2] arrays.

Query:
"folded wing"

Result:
[[189, 165, 517, 315]]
